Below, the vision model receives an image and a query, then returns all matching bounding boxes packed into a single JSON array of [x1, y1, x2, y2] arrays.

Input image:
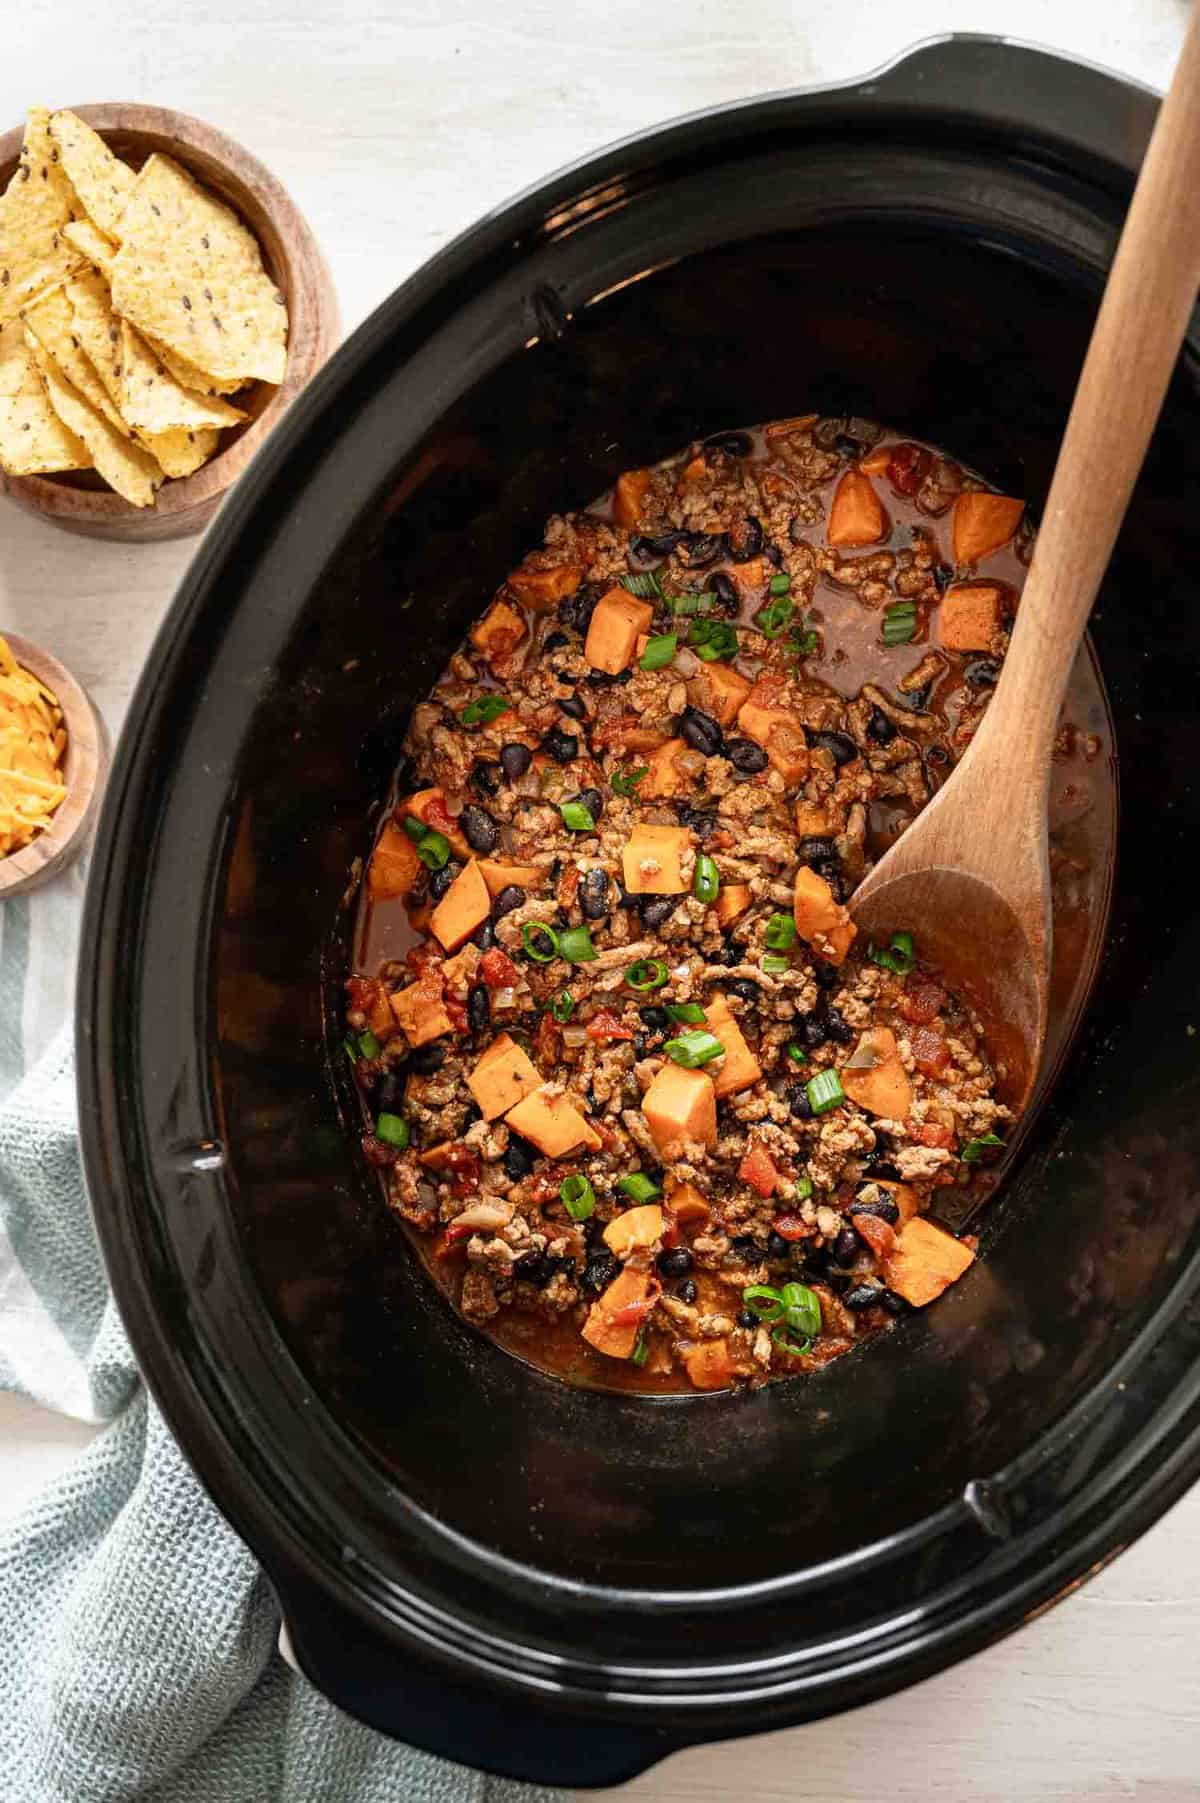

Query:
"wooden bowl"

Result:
[[0, 635, 107, 897], [0, 103, 339, 541]]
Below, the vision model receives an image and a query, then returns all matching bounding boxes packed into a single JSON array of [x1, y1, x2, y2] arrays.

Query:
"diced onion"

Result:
[[562, 1025, 588, 1047]]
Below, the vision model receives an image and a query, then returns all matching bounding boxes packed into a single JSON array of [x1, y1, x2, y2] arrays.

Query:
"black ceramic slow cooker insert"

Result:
[[78, 37, 1200, 1789]]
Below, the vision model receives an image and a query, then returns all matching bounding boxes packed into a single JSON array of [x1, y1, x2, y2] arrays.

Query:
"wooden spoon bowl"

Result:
[[0, 103, 339, 541], [0, 634, 107, 897]]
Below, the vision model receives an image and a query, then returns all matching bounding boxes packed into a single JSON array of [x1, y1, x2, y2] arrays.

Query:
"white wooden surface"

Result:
[[2, 2, 1198, 1797]]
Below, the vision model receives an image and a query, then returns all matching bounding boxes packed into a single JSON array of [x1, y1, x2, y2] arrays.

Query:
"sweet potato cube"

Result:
[[793, 866, 857, 965], [952, 492, 1023, 565], [640, 737, 689, 800], [885, 1215, 975, 1307], [603, 1204, 664, 1257], [470, 598, 526, 666], [399, 788, 472, 859], [715, 883, 753, 929], [664, 1177, 710, 1225], [937, 584, 1004, 652], [368, 820, 423, 900], [828, 469, 887, 548], [506, 560, 582, 611], [641, 1064, 718, 1157], [683, 1339, 735, 1390], [429, 859, 491, 953], [680, 454, 707, 485], [478, 859, 544, 897], [389, 977, 453, 1047], [794, 800, 833, 838], [840, 1025, 913, 1119], [736, 683, 809, 785], [859, 444, 892, 475], [622, 823, 690, 894], [687, 660, 751, 728], [703, 992, 763, 1099], [724, 556, 766, 604], [505, 1084, 601, 1158], [585, 588, 655, 674], [613, 468, 654, 527], [466, 1032, 541, 1121], [582, 1265, 657, 1359]]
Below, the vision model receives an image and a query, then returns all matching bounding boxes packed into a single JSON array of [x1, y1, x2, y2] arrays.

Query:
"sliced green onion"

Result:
[[761, 954, 791, 975], [693, 853, 720, 904], [666, 1002, 705, 1024], [785, 1041, 808, 1065], [459, 693, 512, 727], [618, 1172, 661, 1203], [961, 1132, 1005, 1163], [560, 1173, 597, 1221], [550, 991, 575, 1022], [415, 830, 451, 871], [375, 1112, 410, 1149], [755, 594, 795, 640], [806, 1068, 845, 1115], [868, 930, 915, 976], [663, 1029, 724, 1068], [768, 572, 792, 595], [522, 921, 560, 962], [690, 619, 738, 661], [402, 815, 428, 842], [357, 1030, 382, 1060], [881, 601, 918, 647], [611, 765, 648, 796], [742, 1284, 785, 1323], [343, 1036, 358, 1062], [559, 800, 596, 832], [640, 632, 677, 671], [793, 1174, 814, 1201], [666, 590, 715, 616], [791, 626, 820, 657], [771, 1324, 813, 1356], [559, 925, 598, 963], [779, 1280, 821, 1337], [764, 912, 797, 951], [625, 957, 669, 991], [630, 1325, 651, 1366], [621, 570, 663, 599]]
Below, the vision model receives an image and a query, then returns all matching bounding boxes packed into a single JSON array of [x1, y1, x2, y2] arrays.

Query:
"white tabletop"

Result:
[[3, 2, 1198, 1796]]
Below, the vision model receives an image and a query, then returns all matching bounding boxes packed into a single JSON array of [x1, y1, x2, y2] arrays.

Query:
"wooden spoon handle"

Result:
[[977, 0, 1200, 777]]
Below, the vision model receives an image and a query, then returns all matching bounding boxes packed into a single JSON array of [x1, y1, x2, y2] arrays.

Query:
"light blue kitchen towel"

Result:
[[0, 888, 563, 1803]]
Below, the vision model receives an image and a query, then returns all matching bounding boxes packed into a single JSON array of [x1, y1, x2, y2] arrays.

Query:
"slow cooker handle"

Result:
[[276, 1596, 680, 1787]]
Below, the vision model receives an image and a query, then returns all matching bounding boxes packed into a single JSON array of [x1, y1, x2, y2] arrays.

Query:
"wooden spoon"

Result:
[[849, 4, 1200, 1112]]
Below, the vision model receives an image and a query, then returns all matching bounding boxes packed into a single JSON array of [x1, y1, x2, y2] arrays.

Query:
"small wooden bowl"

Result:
[[0, 103, 339, 542], [0, 635, 107, 897]]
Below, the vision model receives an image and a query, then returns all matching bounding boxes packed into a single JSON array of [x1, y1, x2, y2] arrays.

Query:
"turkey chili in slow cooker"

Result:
[[345, 415, 1105, 1394]]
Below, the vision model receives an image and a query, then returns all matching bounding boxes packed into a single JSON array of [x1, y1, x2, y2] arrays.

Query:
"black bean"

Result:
[[812, 416, 846, 451], [933, 562, 954, 592], [803, 1244, 835, 1277], [410, 1043, 446, 1073], [504, 1135, 536, 1180], [678, 531, 725, 568], [926, 743, 951, 768], [866, 707, 896, 745], [833, 1227, 860, 1266], [676, 1278, 698, 1304], [879, 1288, 909, 1316], [737, 1310, 759, 1329], [581, 1250, 619, 1293], [580, 868, 610, 920], [731, 1233, 759, 1257], [429, 860, 459, 901], [863, 1156, 902, 1181], [813, 960, 839, 990], [586, 668, 633, 687], [904, 682, 932, 711], [844, 1284, 884, 1311], [763, 541, 783, 569], [965, 656, 1001, 689], [796, 835, 836, 862], [543, 630, 569, 651], [703, 429, 753, 457], [788, 1083, 813, 1119], [472, 919, 496, 951], [727, 737, 768, 774], [632, 1033, 648, 1057], [823, 1006, 855, 1046], [826, 1271, 852, 1295], [717, 939, 745, 966], [807, 729, 859, 767], [766, 1230, 791, 1260], [812, 860, 847, 902], [728, 978, 760, 1005], [640, 896, 676, 930], [467, 983, 490, 1034], [460, 805, 499, 854], [577, 787, 604, 821], [711, 571, 740, 616], [676, 802, 718, 839], [462, 1101, 483, 1129], [631, 529, 687, 558], [493, 884, 526, 918], [639, 1005, 669, 1034], [558, 692, 587, 720], [500, 742, 533, 781], [541, 725, 578, 764], [558, 581, 602, 634], [680, 705, 725, 758], [801, 1015, 828, 1049], [853, 1194, 900, 1227], [470, 759, 501, 795], [726, 513, 763, 561], [835, 435, 861, 458], [516, 1251, 559, 1289], [616, 881, 640, 911], [658, 1247, 693, 1278], [375, 1069, 405, 1112]]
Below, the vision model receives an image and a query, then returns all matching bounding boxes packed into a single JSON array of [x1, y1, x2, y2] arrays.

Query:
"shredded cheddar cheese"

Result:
[[0, 637, 68, 857]]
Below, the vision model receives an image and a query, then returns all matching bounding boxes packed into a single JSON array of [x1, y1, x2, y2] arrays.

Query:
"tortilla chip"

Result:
[[48, 110, 136, 242], [142, 423, 221, 479], [144, 331, 248, 397], [22, 283, 128, 433], [25, 332, 161, 506], [62, 218, 116, 278], [118, 320, 245, 434], [0, 321, 90, 473], [110, 154, 287, 384], [0, 107, 84, 323]]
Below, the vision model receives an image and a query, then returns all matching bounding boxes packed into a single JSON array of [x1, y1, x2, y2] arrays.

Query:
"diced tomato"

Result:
[[585, 1009, 635, 1043], [849, 1211, 896, 1259], [445, 998, 468, 1034], [771, 1213, 812, 1243], [909, 1023, 951, 1077], [438, 1220, 475, 1256], [405, 941, 443, 976], [527, 1171, 562, 1206], [660, 1208, 681, 1248], [423, 1143, 480, 1197], [556, 864, 581, 910], [917, 1121, 956, 1151], [887, 443, 932, 496], [361, 1132, 398, 1168], [739, 1141, 783, 1199], [900, 979, 945, 1025], [479, 948, 520, 989], [422, 793, 459, 839]]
